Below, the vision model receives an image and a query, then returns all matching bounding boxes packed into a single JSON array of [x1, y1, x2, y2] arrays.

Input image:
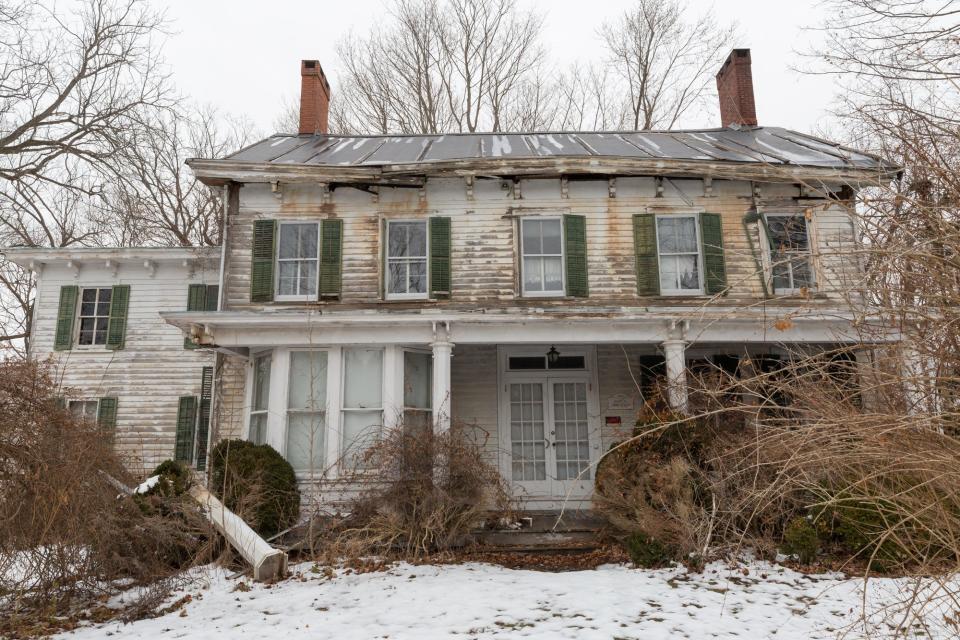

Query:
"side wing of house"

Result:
[[7, 248, 220, 475]]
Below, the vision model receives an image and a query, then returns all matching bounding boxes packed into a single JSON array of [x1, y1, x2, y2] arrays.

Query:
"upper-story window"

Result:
[[78, 287, 112, 345], [521, 218, 564, 296], [655, 215, 702, 295], [766, 214, 815, 293], [276, 222, 319, 300], [386, 220, 428, 299]]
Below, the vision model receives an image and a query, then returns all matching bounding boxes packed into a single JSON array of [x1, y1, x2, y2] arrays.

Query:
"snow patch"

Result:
[[133, 475, 159, 495]]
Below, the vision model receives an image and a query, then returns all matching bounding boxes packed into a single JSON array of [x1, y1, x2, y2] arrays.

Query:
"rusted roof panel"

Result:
[[222, 127, 889, 171]]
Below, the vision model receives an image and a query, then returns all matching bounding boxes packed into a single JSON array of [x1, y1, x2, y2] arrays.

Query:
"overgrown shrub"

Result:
[[329, 422, 510, 559], [209, 439, 300, 539], [0, 361, 213, 636], [625, 532, 674, 568], [143, 459, 192, 498], [781, 517, 819, 564]]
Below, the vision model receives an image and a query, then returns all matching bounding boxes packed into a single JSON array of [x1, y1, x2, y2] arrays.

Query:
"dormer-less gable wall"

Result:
[[222, 177, 860, 311]]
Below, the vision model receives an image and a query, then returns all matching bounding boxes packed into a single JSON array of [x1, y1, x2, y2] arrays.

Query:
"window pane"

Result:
[[99, 288, 111, 303], [249, 413, 267, 445], [80, 301, 95, 316], [541, 219, 562, 254], [522, 220, 543, 254], [342, 410, 382, 467], [658, 216, 697, 253], [509, 356, 546, 370], [543, 257, 563, 291], [523, 256, 543, 292], [772, 262, 792, 291], [253, 355, 271, 411], [96, 301, 111, 316], [387, 261, 406, 294], [286, 413, 325, 471], [278, 261, 299, 296], [288, 351, 328, 410], [549, 355, 586, 369], [403, 351, 432, 410], [792, 257, 813, 288], [408, 260, 427, 294], [300, 225, 318, 257], [343, 348, 383, 408], [660, 255, 678, 291], [82, 288, 96, 303], [388, 221, 426, 258], [278, 224, 299, 259], [658, 218, 679, 252], [677, 255, 700, 290], [300, 261, 317, 296]]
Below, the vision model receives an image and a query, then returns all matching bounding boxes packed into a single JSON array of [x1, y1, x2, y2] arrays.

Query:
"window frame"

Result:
[[339, 346, 386, 470], [274, 221, 320, 302], [247, 353, 272, 445], [284, 349, 330, 474], [75, 286, 113, 348], [519, 216, 566, 298], [69, 399, 100, 423], [764, 213, 816, 295], [654, 213, 704, 296], [385, 219, 430, 300]]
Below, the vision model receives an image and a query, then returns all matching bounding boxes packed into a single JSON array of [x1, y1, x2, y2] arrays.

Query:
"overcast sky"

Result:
[[157, 0, 840, 136]]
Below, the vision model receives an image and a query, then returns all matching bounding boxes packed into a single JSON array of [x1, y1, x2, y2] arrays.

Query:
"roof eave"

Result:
[[187, 156, 899, 187], [1, 246, 221, 270]]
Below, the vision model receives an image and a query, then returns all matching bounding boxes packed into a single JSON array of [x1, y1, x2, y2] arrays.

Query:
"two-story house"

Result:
[[164, 49, 896, 509]]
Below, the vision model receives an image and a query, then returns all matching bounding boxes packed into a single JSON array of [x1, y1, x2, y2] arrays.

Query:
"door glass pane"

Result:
[[343, 348, 383, 408], [289, 352, 328, 410], [509, 383, 546, 481], [553, 382, 591, 481], [403, 351, 432, 410]]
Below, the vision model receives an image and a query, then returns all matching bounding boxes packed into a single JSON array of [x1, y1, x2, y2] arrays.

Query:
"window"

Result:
[[286, 351, 328, 473], [521, 218, 564, 295], [403, 350, 432, 430], [766, 214, 815, 293], [386, 220, 428, 298], [69, 400, 99, 423], [341, 348, 384, 467], [78, 288, 112, 345], [507, 355, 586, 370], [276, 222, 319, 299], [249, 354, 271, 445], [655, 215, 701, 293]]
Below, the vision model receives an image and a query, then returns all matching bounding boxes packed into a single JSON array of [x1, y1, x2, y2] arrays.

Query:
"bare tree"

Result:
[[0, 0, 170, 354], [598, 0, 735, 130]]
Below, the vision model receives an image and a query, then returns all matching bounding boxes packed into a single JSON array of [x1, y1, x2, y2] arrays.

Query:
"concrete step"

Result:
[[470, 510, 606, 550]]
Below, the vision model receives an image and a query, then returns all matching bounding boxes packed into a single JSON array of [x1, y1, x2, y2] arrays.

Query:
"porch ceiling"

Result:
[[160, 308, 896, 349]]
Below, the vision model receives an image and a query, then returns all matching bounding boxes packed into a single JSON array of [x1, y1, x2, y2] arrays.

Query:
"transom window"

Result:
[[78, 288, 111, 345], [508, 355, 586, 370], [656, 215, 702, 294], [386, 220, 428, 298], [277, 222, 319, 299], [286, 351, 328, 472], [766, 214, 815, 293], [521, 218, 564, 295], [341, 348, 384, 469], [248, 354, 271, 445], [69, 400, 99, 423]]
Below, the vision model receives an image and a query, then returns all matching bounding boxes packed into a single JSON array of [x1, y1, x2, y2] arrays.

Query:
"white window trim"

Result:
[[284, 348, 334, 476], [339, 346, 387, 470], [401, 347, 433, 427], [74, 286, 112, 349], [245, 352, 272, 445], [654, 213, 704, 296], [274, 221, 320, 302], [763, 213, 816, 295], [385, 219, 430, 301], [520, 216, 566, 298]]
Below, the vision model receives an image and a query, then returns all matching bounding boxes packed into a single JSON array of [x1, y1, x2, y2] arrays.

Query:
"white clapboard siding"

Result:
[[30, 256, 218, 475]]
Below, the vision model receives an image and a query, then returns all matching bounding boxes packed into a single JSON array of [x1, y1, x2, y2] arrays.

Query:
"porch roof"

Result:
[[161, 308, 895, 354]]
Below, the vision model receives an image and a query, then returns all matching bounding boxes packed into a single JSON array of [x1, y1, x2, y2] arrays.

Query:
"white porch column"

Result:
[[431, 340, 454, 431], [662, 339, 689, 414]]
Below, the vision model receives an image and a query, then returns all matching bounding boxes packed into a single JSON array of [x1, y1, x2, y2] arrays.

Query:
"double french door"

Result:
[[500, 375, 600, 501]]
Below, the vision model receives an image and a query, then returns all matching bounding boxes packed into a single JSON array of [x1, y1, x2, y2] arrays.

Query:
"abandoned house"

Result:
[[6, 49, 897, 510]]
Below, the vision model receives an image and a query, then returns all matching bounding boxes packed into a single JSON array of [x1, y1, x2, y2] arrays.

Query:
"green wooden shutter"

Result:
[[184, 284, 207, 349], [633, 214, 660, 296], [429, 216, 452, 298], [319, 219, 343, 298], [205, 285, 219, 311], [250, 219, 276, 302], [53, 285, 79, 351], [174, 396, 198, 463], [195, 366, 214, 470], [563, 214, 588, 297], [97, 397, 118, 433], [700, 212, 728, 295], [105, 285, 130, 350]]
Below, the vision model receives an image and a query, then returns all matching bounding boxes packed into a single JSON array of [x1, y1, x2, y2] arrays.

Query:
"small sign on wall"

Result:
[[605, 416, 622, 426], [606, 392, 636, 412]]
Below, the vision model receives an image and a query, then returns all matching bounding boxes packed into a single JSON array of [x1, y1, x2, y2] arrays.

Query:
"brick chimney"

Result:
[[299, 60, 331, 135], [715, 49, 757, 128]]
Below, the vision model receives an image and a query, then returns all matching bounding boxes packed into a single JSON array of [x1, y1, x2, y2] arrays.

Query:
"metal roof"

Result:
[[224, 127, 888, 171]]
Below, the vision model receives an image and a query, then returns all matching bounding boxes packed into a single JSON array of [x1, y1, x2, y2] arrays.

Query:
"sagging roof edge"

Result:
[[186, 156, 901, 188], [1, 246, 221, 269]]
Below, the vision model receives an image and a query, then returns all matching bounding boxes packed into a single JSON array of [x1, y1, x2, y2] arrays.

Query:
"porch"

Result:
[[162, 308, 871, 509]]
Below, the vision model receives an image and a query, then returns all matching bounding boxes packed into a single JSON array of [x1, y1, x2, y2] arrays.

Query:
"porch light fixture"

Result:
[[546, 345, 560, 367]]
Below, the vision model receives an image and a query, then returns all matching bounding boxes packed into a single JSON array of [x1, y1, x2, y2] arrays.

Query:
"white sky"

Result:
[[155, 0, 840, 136]]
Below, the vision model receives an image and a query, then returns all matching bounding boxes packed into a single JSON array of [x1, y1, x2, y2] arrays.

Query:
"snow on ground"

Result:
[[54, 560, 955, 639]]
